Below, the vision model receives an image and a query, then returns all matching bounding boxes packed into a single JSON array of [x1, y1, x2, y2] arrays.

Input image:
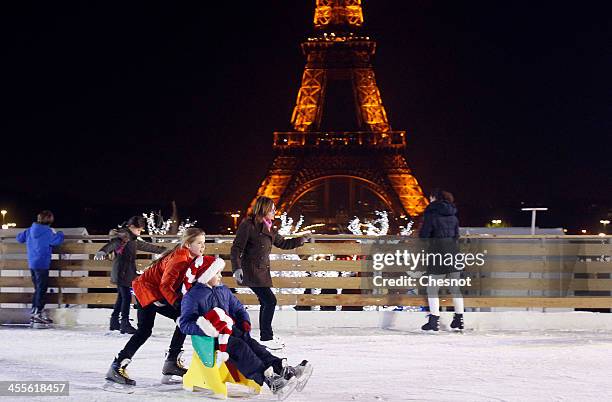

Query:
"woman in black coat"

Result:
[[419, 189, 464, 332], [95, 216, 166, 333], [231, 196, 310, 350]]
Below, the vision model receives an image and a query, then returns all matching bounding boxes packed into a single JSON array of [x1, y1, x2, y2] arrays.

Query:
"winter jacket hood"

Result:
[[16, 223, 64, 269], [426, 200, 457, 217]]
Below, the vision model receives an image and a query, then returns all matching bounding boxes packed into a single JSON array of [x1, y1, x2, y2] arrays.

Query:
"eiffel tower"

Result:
[[249, 0, 428, 229]]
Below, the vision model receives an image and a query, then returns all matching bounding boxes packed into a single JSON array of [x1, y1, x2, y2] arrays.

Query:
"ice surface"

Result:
[[1, 324, 611, 401]]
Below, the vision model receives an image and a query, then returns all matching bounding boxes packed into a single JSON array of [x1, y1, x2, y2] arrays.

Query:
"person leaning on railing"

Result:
[[230, 196, 311, 351]]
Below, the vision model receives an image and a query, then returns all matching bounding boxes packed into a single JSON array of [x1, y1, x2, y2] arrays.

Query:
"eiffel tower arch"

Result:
[[249, 0, 428, 230]]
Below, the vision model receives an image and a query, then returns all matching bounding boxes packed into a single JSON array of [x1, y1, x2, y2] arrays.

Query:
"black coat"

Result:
[[419, 200, 460, 274], [99, 229, 167, 287], [230, 217, 306, 288]]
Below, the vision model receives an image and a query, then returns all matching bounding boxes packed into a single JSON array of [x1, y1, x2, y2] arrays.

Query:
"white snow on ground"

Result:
[[0, 324, 611, 401]]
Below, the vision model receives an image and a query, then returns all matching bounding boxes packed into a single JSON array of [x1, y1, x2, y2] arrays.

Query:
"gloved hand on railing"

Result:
[[94, 251, 107, 261], [233, 269, 244, 284]]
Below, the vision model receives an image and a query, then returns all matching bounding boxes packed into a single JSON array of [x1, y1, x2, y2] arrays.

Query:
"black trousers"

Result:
[[30, 269, 49, 311], [111, 285, 132, 321], [117, 303, 186, 361], [227, 328, 283, 385], [250, 287, 277, 341]]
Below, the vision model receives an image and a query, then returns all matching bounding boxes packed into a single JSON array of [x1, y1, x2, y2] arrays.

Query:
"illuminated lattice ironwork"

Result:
[[353, 68, 391, 133], [314, 0, 364, 29], [248, 1, 428, 222], [291, 69, 326, 132]]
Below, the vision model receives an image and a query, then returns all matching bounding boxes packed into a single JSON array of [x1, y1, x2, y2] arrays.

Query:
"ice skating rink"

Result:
[[1, 323, 611, 401]]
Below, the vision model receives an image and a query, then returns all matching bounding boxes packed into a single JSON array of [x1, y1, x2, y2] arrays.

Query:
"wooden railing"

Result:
[[1, 235, 611, 309]]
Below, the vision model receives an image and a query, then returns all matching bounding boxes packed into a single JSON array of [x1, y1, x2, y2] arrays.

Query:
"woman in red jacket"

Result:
[[105, 227, 206, 388]]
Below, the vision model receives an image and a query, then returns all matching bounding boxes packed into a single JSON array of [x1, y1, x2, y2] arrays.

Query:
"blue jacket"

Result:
[[179, 283, 250, 337], [16, 223, 65, 270]]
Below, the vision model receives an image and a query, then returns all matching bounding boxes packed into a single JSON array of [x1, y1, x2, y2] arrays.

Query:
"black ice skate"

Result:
[[264, 366, 298, 401], [104, 357, 136, 393], [120, 319, 137, 334], [109, 316, 120, 331], [161, 350, 187, 384], [421, 314, 440, 332], [282, 359, 313, 392], [450, 313, 464, 331]]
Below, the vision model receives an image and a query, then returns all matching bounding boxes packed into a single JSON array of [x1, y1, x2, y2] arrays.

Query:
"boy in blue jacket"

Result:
[[16, 210, 65, 326], [179, 256, 312, 398]]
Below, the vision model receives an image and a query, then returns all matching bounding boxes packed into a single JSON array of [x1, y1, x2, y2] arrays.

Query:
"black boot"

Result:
[[120, 319, 137, 334], [450, 313, 464, 330], [421, 314, 440, 331], [105, 357, 136, 386], [110, 316, 120, 331], [161, 350, 187, 384]]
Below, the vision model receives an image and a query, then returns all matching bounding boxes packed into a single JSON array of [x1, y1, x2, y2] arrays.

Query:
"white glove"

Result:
[[233, 269, 244, 284], [302, 232, 312, 243], [94, 251, 107, 261]]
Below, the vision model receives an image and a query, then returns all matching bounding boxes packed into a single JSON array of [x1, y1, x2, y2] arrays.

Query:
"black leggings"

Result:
[[250, 287, 277, 341], [117, 303, 186, 361], [111, 285, 132, 321]]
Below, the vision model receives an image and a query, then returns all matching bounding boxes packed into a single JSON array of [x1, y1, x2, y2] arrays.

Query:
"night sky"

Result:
[[2, 1, 611, 233]]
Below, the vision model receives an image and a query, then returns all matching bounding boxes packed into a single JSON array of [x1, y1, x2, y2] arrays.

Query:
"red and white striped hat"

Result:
[[182, 256, 225, 294]]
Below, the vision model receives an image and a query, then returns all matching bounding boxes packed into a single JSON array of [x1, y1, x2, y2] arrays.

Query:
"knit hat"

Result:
[[182, 256, 226, 294], [196, 307, 234, 367]]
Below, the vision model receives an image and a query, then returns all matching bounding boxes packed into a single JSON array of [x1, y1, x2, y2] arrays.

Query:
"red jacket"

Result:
[[132, 246, 194, 308]]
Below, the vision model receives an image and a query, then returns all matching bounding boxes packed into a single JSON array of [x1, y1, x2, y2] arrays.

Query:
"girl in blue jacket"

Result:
[[16, 210, 64, 326], [179, 256, 312, 398]]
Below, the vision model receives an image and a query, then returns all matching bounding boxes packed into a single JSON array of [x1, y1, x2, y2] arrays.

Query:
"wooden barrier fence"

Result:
[[1, 235, 611, 309]]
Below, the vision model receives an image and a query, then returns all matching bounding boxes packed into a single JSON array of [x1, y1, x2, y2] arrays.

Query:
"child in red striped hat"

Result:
[[179, 255, 313, 398]]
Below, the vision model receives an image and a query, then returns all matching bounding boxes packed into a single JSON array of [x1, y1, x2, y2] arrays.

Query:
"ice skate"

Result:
[[282, 359, 313, 392], [260, 335, 285, 351], [39, 309, 54, 324], [421, 314, 440, 332], [30, 310, 51, 329], [264, 366, 297, 401], [104, 358, 136, 393], [450, 313, 464, 331], [161, 350, 187, 384]]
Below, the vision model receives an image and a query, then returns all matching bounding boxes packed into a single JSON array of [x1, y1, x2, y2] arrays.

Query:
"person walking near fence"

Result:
[[16, 210, 65, 328], [95, 216, 167, 334], [419, 189, 464, 332], [231, 196, 310, 351], [105, 227, 206, 388]]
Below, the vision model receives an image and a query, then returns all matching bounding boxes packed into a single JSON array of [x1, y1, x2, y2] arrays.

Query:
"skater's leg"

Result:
[[243, 333, 283, 372], [117, 304, 156, 361], [111, 286, 123, 320], [426, 274, 443, 316], [30, 269, 38, 312], [227, 335, 269, 385], [118, 286, 132, 321], [448, 271, 465, 314], [37, 270, 49, 311], [250, 287, 276, 341]]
